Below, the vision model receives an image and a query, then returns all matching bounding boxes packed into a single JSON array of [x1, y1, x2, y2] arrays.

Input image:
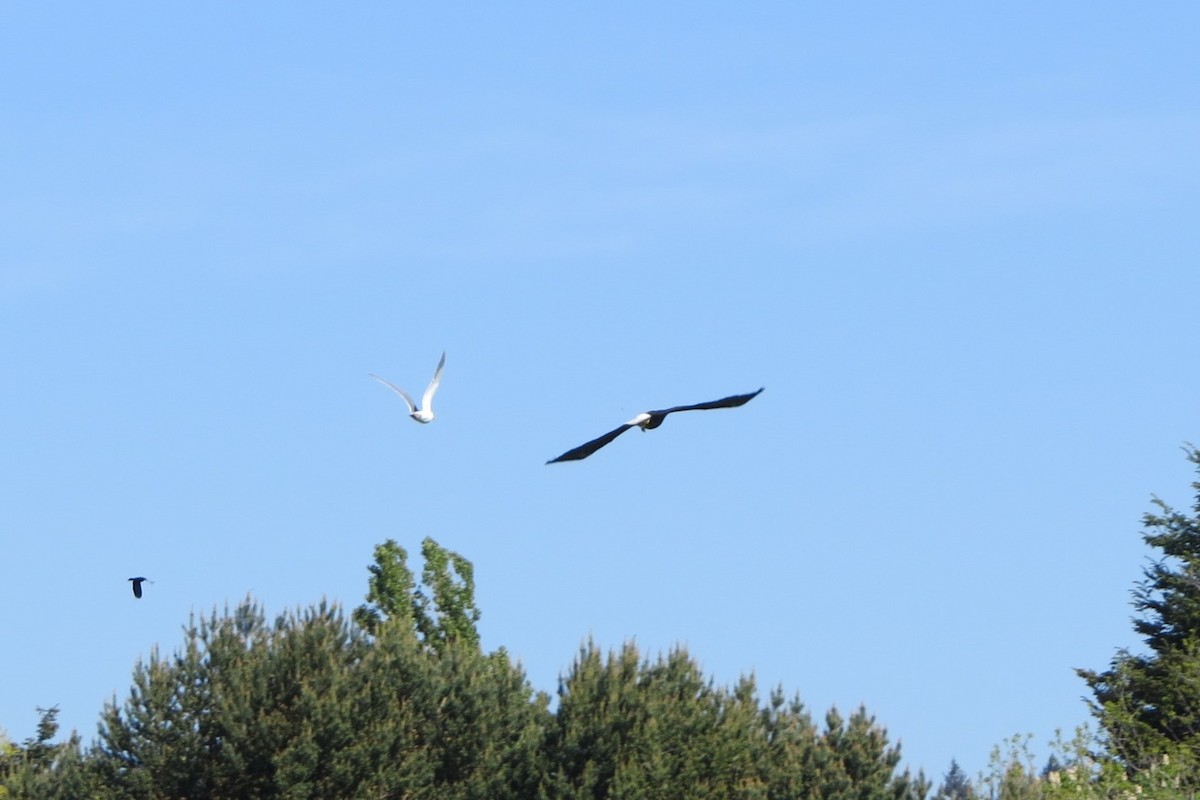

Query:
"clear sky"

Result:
[[2, 1, 1199, 782]]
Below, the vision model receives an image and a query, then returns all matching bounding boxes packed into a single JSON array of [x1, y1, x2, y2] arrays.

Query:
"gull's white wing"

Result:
[[421, 351, 446, 412], [369, 374, 417, 414]]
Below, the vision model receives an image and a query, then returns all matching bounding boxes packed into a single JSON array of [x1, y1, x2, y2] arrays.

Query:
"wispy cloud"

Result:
[[784, 113, 1200, 239]]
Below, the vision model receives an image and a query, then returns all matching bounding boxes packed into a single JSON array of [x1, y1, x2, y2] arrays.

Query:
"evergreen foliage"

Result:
[[934, 759, 972, 800], [87, 541, 544, 799], [1077, 444, 1200, 783], [546, 641, 926, 800], [0, 707, 96, 798], [2, 538, 921, 799]]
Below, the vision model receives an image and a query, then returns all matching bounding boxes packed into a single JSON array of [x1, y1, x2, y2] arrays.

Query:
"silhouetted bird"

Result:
[[370, 351, 446, 424], [547, 388, 764, 463], [128, 577, 148, 599]]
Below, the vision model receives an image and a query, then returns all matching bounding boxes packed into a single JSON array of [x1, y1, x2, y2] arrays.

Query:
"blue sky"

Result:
[[3, 1, 1199, 781]]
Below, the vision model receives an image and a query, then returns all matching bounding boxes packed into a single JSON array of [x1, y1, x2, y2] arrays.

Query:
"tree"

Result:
[[934, 759, 972, 800], [0, 706, 98, 799], [547, 641, 765, 800], [971, 727, 1189, 800], [352, 538, 418, 636], [5, 537, 926, 799], [94, 539, 547, 798], [93, 600, 369, 797], [546, 640, 925, 800], [353, 537, 482, 653], [1077, 444, 1200, 783], [413, 537, 481, 653], [816, 705, 929, 800]]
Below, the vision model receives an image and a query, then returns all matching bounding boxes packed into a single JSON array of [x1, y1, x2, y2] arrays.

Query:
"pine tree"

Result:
[[546, 640, 923, 800], [1077, 445, 1200, 783], [817, 705, 928, 800], [934, 758, 973, 800], [90, 539, 548, 799], [7, 537, 925, 798], [754, 686, 822, 799]]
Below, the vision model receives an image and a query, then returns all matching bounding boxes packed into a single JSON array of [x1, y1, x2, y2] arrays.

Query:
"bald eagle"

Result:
[[547, 388, 763, 463]]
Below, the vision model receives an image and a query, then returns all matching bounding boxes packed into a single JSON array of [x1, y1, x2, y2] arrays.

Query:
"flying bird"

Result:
[[547, 387, 764, 463], [128, 577, 149, 599], [370, 351, 446, 424]]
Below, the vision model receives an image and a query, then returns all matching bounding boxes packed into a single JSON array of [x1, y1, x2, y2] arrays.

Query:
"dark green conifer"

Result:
[[1078, 445, 1200, 782]]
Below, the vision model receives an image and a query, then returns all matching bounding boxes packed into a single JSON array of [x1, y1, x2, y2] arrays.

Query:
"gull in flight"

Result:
[[547, 387, 763, 463], [370, 351, 446, 424], [128, 577, 150, 599]]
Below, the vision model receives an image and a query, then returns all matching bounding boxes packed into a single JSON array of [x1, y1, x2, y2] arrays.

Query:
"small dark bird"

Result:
[[128, 577, 148, 599], [547, 388, 764, 463]]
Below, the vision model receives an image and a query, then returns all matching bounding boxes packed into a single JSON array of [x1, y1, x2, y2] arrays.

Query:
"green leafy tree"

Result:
[[973, 727, 1187, 800], [413, 537, 482, 652], [353, 537, 481, 653], [352, 538, 418, 635], [1077, 444, 1200, 782]]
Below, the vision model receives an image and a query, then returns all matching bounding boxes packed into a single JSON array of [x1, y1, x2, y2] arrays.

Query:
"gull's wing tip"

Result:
[[424, 353, 447, 406]]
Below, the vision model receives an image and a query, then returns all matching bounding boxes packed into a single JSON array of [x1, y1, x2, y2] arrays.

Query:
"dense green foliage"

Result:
[[1077, 444, 1200, 785], [547, 642, 926, 800], [2, 536, 921, 798], [12, 449, 1200, 798], [0, 707, 91, 799]]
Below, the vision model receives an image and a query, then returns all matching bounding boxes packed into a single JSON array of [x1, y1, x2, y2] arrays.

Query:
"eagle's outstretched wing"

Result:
[[546, 423, 638, 463], [653, 388, 764, 416]]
